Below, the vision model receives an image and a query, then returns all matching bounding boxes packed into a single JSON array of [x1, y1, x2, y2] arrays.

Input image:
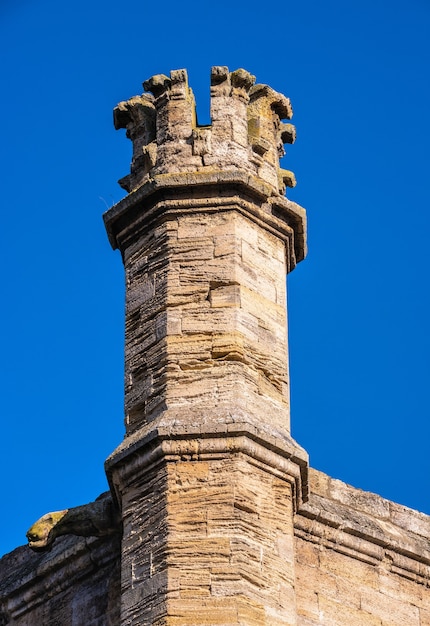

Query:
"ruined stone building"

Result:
[[1, 67, 429, 625]]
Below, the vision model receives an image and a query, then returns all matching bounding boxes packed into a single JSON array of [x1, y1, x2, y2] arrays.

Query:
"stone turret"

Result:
[[3, 66, 428, 626], [110, 67, 300, 201], [104, 67, 308, 626]]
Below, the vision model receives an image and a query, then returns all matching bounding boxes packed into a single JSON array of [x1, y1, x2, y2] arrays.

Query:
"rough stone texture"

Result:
[[119, 209, 293, 437], [0, 528, 120, 625], [117, 453, 298, 626], [104, 67, 309, 625], [104, 68, 306, 443], [26, 492, 120, 552], [112, 67, 299, 201], [1, 68, 429, 625], [295, 469, 430, 625], [107, 432, 306, 626], [1, 471, 428, 625]]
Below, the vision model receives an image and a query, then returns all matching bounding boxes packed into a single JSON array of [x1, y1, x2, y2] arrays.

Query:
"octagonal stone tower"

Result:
[[104, 67, 308, 626]]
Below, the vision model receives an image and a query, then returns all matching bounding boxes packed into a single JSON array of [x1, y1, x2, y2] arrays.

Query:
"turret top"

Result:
[[114, 67, 297, 197]]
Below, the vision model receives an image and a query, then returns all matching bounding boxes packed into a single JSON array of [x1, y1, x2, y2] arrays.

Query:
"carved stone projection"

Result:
[[104, 67, 308, 626], [26, 492, 120, 552]]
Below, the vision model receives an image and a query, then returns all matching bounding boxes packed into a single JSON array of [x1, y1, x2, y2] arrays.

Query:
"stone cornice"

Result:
[[103, 170, 307, 271], [105, 424, 309, 513], [295, 470, 430, 585]]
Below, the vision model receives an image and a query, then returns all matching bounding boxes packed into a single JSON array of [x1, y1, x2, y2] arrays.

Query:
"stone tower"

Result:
[[2, 67, 429, 626], [103, 67, 308, 625]]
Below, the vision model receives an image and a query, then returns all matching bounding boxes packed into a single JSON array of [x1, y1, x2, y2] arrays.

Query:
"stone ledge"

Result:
[[103, 170, 306, 268], [309, 468, 430, 539], [295, 468, 430, 584], [106, 423, 309, 513]]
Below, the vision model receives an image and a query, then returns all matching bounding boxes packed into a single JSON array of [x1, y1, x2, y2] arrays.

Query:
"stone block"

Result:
[[360, 587, 420, 625]]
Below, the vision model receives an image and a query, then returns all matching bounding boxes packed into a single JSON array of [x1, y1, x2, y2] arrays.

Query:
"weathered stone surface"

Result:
[[2, 68, 429, 626], [294, 469, 430, 625], [26, 492, 120, 552], [104, 67, 430, 626], [114, 442, 299, 626], [109, 67, 304, 240], [103, 67, 308, 626], [117, 209, 294, 437], [0, 524, 120, 625]]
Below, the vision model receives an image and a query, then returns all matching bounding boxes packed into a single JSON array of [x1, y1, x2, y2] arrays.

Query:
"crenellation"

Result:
[[247, 83, 296, 193], [230, 68, 256, 97], [115, 66, 299, 197], [169, 68, 191, 100]]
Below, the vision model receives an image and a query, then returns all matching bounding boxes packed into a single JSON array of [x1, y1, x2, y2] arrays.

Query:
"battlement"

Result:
[[114, 67, 297, 196]]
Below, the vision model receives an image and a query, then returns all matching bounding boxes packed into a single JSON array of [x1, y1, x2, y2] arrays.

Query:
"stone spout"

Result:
[[26, 492, 120, 552]]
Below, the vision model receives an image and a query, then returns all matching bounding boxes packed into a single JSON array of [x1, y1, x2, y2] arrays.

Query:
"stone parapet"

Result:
[[294, 469, 430, 626], [295, 469, 430, 584], [294, 469, 430, 625], [0, 531, 120, 625], [113, 67, 298, 199]]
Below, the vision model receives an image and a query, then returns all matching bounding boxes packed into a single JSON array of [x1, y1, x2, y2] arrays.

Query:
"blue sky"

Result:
[[1, 0, 429, 557]]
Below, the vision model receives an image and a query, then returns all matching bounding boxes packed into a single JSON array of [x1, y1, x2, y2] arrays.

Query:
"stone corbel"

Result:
[[113, 95, 156, 141], [143, 73, 171, 99], [118, 174, 132, 193], [250, 84, 293, 121], [230, 68, 256, 102], [280, 122, 296, 144], [278, 168, 297, 194]]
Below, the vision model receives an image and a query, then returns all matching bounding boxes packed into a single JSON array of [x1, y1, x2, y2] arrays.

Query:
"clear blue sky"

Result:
[[1, 0, 429, 557]]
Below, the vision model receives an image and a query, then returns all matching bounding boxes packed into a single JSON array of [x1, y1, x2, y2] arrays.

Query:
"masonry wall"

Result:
[[0, 532, 120, 625], [295, 469, 430, 625], [121, 207, 292, 436], [1, 470, 428, 625], [2, 67, 429, 625]]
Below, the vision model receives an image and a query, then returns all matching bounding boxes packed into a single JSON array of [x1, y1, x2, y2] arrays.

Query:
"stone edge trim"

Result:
[[103, 170, 307, 265], [105, 425, 309, 513], [295, 469, 430, 585]]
